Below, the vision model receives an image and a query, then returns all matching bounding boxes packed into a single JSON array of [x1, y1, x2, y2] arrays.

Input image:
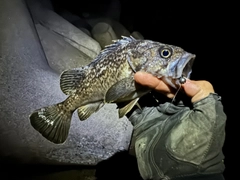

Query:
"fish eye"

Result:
[[160, 48, 172, 58]]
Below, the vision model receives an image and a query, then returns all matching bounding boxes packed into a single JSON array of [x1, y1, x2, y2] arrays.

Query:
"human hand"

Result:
[[134, 72, 215, 103]]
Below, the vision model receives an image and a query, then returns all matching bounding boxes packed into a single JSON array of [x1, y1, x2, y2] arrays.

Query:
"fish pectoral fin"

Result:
[[118, 98, 140, 118], [29, 103, 73, 144], [106, 77, 136, 103], [77, 102, 104, 121], [60, 68, 86, 95]]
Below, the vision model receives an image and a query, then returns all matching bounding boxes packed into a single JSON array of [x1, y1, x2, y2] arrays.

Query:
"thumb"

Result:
[[181, 79, 215, 102]]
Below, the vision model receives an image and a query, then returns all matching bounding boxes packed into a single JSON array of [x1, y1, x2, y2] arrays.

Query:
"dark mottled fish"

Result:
[[29, 36, 195, 144]]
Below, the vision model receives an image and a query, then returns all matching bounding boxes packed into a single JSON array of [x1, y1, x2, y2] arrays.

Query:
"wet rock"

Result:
[[0, 0, 132, 165]]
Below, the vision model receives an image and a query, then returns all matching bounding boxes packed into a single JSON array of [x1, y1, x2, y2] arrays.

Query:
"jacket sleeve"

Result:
[[128, 93, 226, 179], [166, 93, 227, 169]]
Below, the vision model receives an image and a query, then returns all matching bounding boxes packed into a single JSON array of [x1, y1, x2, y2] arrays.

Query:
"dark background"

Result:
[[52, 0, 233, 179]]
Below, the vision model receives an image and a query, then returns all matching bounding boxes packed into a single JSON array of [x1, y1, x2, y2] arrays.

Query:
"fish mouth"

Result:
[[163, 53, 195, 89], [180, 54, 196, 79]]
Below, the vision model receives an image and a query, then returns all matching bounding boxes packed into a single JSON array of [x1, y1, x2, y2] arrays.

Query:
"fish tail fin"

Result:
[[29, 102, 73, 144]]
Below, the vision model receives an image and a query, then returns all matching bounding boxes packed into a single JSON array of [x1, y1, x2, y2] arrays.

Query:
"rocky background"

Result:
[[1, 0, 139, 166], [27, 0, 145, 74], [0, 0, 232, 179]]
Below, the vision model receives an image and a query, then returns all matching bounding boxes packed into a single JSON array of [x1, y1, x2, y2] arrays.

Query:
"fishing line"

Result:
[[170, 84, 182, 103], [164, 76, 186, 111]]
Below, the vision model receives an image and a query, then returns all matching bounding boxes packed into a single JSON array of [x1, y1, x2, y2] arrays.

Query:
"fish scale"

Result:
[[29, 36, 195, 144]]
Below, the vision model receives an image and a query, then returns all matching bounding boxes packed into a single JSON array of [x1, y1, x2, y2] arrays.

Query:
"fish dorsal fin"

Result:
[[93, 36, 137, 64], [104, 36, 136, 51], [60, 68, 86, 95], [60, 36, 136, 95]]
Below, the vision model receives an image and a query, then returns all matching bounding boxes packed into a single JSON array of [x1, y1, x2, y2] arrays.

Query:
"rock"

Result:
[[36, 24, 93, 73], [27, 0, 101, 60], [58, 10, 92, 32], [86, 17, 113, 28], [131, 31, 144, 40], [91, 22, 118, 49], [0, 0, 132, 165], [86, 17, 130, 39], [79, 28, 92, 37]]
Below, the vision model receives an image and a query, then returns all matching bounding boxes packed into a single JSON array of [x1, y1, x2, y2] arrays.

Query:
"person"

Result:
[[128, 72, 226, 180]]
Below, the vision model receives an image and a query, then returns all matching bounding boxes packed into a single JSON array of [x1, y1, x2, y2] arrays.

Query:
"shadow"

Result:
[[0, 162, 96, 180], [95, 150, 143, 180], [0, 151, 142, 180]]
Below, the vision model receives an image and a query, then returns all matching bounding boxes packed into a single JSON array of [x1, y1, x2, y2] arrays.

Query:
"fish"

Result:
[[29, 36, 196, 144]]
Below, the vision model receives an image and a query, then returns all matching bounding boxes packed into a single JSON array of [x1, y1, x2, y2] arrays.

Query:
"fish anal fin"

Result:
[[136, 102, 142, 110], [77, 102, 104, 121], [118, 98, 139, 118], [29, 103, 73, 144], [60, 68, 86, 95]]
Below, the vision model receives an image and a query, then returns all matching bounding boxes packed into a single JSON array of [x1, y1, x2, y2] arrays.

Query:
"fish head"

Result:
[[140, 41, 196, 89]]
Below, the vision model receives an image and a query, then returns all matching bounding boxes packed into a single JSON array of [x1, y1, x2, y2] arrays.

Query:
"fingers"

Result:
[[134, 72, 215, 102], [134, 72, 175, 98]]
